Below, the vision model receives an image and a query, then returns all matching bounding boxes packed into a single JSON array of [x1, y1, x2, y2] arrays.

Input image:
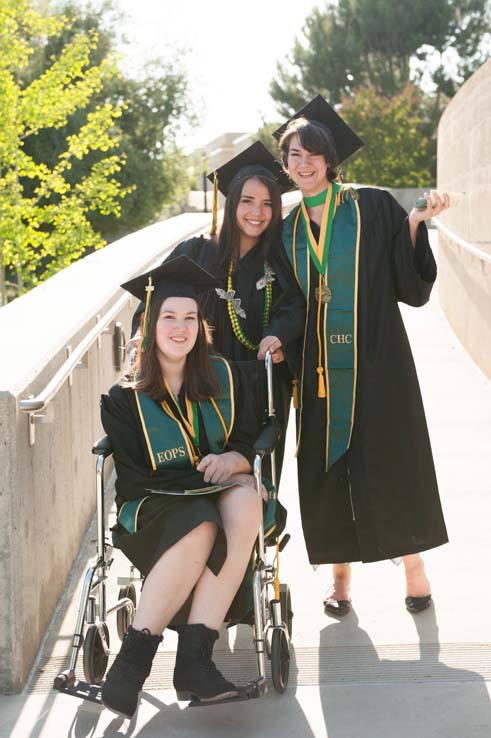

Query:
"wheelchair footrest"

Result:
[[54, 677, 102, 705], [188, 677, 267, 707]]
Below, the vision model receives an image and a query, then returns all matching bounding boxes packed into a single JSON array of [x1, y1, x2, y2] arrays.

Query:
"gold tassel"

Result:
[[292, 378, 299, 409], [317, 367, 327, 398], [141, 275, 154, 352], [209, 171, 218, 236]]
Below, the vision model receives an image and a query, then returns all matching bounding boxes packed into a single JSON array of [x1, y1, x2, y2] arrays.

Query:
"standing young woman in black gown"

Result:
[[275, 96, 450, 616]]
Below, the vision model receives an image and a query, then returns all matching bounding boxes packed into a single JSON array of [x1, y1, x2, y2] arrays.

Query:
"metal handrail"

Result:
[[17, 219, 212, 444], [434, 217, 491, 264], [19, 292, 130, 413], [18, 221, 212, 417]]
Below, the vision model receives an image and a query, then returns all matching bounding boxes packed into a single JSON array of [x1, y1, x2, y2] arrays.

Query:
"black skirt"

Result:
[[113, 493, 227, 578]]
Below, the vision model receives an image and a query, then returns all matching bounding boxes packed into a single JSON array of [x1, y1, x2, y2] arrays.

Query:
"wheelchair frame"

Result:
[[53, 351, 292, 705]]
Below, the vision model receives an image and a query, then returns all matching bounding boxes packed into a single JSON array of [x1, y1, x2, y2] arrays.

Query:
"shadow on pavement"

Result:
[[317, 605, 491, 738]]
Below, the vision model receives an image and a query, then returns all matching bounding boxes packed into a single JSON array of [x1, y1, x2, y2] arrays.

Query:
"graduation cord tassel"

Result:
[[292, 378, 299, 409], [316, 272, 327, 398], [141, 275, 154, 352], [209, 171, 219, 236]]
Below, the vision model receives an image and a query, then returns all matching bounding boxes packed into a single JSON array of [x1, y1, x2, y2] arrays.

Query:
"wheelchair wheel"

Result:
[[271, 628, 290, 694], [280, 583, 293, 638], [116, 583, 137, 640], [83, 623, 109, 685]]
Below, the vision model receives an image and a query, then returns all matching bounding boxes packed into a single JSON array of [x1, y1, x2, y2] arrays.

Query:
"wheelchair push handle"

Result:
[[265, 350, 275, 419]]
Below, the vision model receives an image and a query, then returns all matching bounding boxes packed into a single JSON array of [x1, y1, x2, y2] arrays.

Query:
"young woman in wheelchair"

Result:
[[100, 255, 277, 717]]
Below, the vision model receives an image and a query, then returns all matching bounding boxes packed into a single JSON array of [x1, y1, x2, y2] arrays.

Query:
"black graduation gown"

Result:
[[100, 362, 267, 623], [294, 187, 448, 564], [157, 234, 305, 486]]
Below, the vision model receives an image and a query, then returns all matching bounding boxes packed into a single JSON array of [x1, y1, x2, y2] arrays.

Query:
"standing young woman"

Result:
[[133, 142, 305, 484], [275, 96, 450, 616], [101, 256, 275, 716]]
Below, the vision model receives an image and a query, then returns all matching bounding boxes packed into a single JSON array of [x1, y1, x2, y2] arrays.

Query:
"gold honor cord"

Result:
[[299, 181, 340, 276], [160, 401, 199, 465], [323, 281, 330, 470], [163, 380, 201, 461]]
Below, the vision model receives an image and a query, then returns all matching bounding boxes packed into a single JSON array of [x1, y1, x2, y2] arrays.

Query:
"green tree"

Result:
[[26, 1, 195, 241], [340, 85, 433, 187], [0, 0, 131, 302], [271, 0, 491, 113]]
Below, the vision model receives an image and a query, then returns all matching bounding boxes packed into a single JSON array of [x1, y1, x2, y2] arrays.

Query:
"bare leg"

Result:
[[327, 563, 351, 600], [132, 521, 217, 635], [403, 553, 431, 597], [187, 482, 262, 630]]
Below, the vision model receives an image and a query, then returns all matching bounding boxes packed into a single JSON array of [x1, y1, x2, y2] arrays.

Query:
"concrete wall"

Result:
[[0, 213, 211, 692], [437, 60, 491, 378]]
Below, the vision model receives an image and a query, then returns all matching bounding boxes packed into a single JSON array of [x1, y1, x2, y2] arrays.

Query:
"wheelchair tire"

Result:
[[271, 628, 290, 694], [280, 583, 293, 638], [83, 623, 109, 685], [116, 583, 137, 640]]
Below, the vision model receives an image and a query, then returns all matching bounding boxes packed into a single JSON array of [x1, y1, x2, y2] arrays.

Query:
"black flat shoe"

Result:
[[405, 594, 432, 614], [323, 596, 351, 617]]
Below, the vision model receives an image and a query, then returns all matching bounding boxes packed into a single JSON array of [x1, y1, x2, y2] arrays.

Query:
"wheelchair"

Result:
[[53, 351, 293, 706]]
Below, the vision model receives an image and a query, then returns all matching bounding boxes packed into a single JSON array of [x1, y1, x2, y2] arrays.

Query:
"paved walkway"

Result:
[[2, 232, 491, 738]]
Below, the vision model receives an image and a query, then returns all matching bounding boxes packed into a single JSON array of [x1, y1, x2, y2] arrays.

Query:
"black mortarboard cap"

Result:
[[121, 255, 218, 349], [207, 140, 291, 196], [272, 94, 363, 164], [121, 254, 219, 304]]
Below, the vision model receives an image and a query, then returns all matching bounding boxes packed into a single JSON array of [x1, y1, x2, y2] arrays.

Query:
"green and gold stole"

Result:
[[119, 357, 234, 533], [283, 183, 361, 471]]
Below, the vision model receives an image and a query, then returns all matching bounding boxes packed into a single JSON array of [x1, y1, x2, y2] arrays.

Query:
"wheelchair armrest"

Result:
[[92, 434, 113, 457], [253, 418, 282, 457]]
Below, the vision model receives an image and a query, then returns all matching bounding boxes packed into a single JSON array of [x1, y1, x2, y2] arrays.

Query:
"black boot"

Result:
[[173, 623, 238, 702], [101, 625, 162, 717]]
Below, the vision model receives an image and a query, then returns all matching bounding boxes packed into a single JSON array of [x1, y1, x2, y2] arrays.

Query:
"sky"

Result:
[[114, 0, 322, 151]]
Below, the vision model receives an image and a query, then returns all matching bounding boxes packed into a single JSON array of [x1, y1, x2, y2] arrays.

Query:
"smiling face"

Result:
[[235, 177, 273, 250], [285, 133, 330, 197], [155, 296, 199, 363]]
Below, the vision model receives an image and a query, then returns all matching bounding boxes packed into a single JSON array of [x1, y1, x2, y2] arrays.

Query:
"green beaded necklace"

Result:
[[226, 259, 273, 351]]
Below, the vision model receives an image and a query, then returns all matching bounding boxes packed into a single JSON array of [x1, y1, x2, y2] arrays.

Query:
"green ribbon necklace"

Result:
[[303, 188, 328, 208]]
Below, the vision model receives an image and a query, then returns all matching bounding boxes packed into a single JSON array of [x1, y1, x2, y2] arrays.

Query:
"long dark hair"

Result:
[[216, 166, 283, 274], [126, 296, 220, 402], [279, 117, 340, 182], [198, 166, 283, 326]]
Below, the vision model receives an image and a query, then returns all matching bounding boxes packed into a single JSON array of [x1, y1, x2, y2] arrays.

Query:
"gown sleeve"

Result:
[[225, 361, 267, 464], [375, 189, 437, 307]]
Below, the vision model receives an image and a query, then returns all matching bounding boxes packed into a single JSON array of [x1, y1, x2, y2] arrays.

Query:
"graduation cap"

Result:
[[121, 255, 219, 350], [272, 94, 364, 165], [206, 141, 291, 234]]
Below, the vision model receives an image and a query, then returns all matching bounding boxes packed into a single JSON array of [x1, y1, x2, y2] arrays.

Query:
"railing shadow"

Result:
[[316, 606, 491, 738]]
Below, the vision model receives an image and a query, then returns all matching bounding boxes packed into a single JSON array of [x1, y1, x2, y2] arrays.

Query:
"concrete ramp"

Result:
[[2, 231, 490, 737]]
